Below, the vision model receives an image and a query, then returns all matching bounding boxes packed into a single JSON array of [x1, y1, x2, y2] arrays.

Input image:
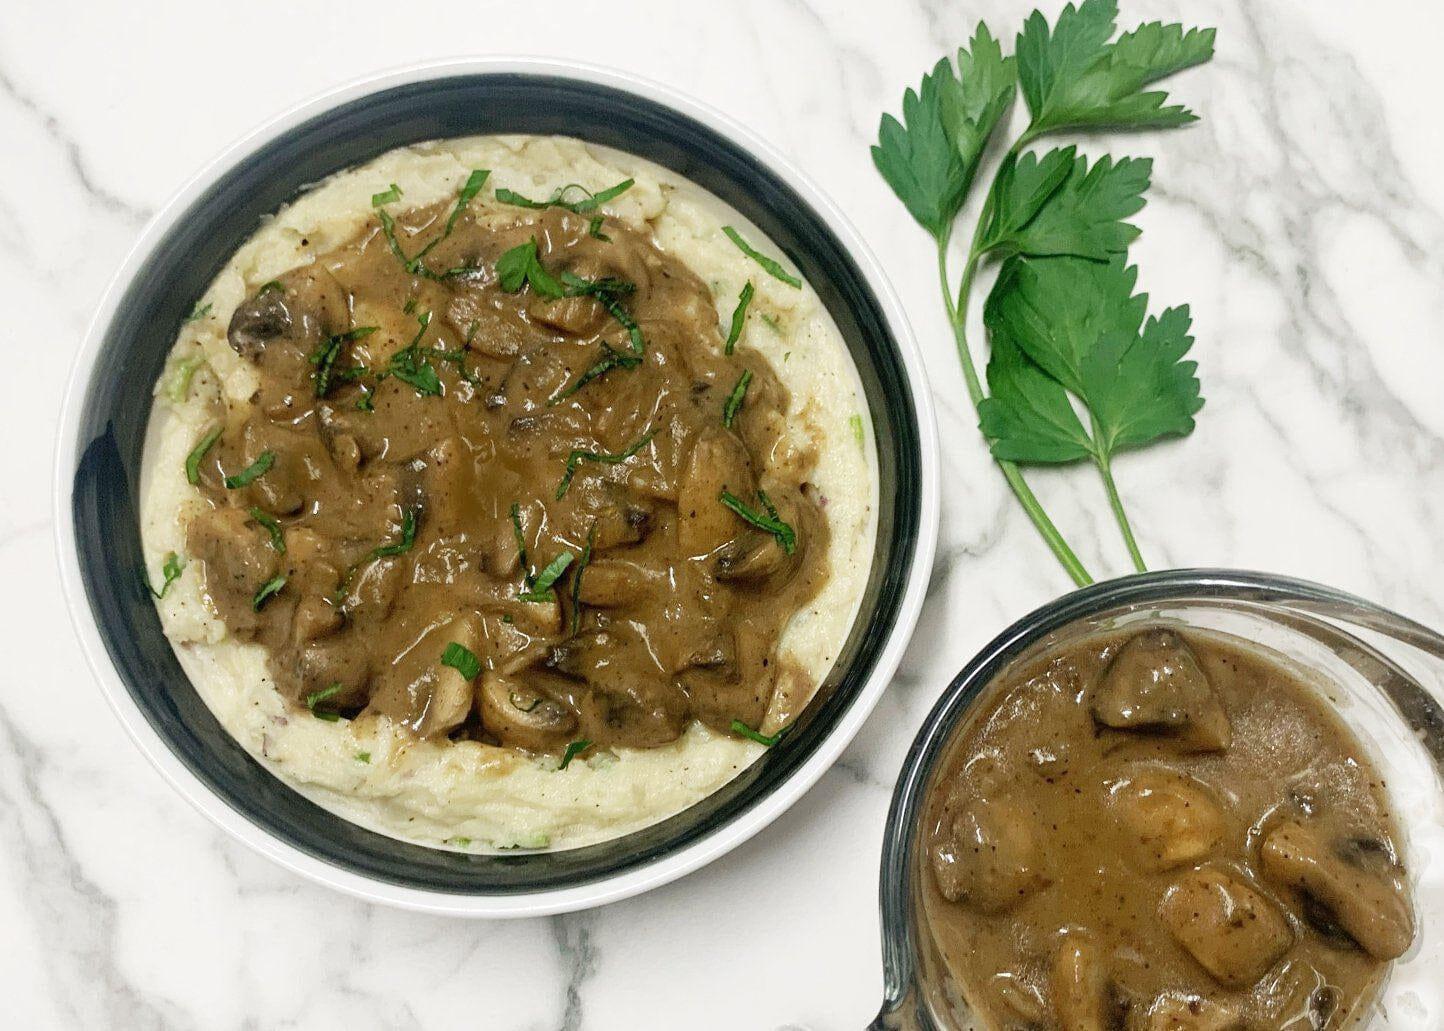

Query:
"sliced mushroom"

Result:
[[1158, 867, 1293, 987], [713, 531, 791, 585], [186, 506, 280, 639], [1090, 629, 1231, 752], [578, 675, 690, 748], [576, 558, 665, 607], [1050, 932, 1112, 1031], [676, 427, 756, 558], [1260, 820, 1414, 960], [1141, 994, 1243, 1031], [228, 286, 294, 361], [930, 797, 1050, 913], [478, 669, 579, 752], [365, 616, 481, 738], [1108, 768, 1225, 871]]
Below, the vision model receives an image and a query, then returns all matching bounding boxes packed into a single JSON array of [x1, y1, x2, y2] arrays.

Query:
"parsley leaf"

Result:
[[558, 739, 591, 769], [722, 227, 801, 288], [370, 171, 488, 276], [871, 58, 970, 239], [184, 425, 222, 486], [730, 719, 790, 747], [1016, 1, 1215, 134], [252, 574, 286, 611], [725, 282, 754, 354], [982, 150, 1150, 260], [166, 353, 207, 402], [555, 432, 655, 499], [518, 551, 575, 603], [311, 326, 378, 398], [247, 507, 286, 553], [570, 523, 596, 635], [510, 501, 530, 582], [184, 302, 212, 324], [305, 683, 343, 721], [548, 342, 641, 403], [722, 369, 752, 428], [371, 506, 419, 559], [441, 642, 482, 681], [496, 238, 565, 298], [147, 551, 185, 599], [719, 489, 797, 555], [385, 312, 442, 396], [982, 255, 1202, 467], [495, 178, 634, 214], [224, 451, 274, 489]]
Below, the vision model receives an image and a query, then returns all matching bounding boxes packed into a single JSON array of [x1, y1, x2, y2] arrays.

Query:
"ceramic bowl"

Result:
[[55, 58, 939, 917]]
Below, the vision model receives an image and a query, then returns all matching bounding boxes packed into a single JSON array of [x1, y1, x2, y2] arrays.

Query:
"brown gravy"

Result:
[[920, 626, 1415, 1030], [181, 179, 828, 756]]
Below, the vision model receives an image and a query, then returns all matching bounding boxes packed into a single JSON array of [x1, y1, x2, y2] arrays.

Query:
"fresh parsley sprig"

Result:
[[872, 1, 1213, 582]]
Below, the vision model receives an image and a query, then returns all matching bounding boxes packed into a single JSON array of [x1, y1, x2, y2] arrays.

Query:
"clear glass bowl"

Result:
[[873, 569, 1444, 1030]]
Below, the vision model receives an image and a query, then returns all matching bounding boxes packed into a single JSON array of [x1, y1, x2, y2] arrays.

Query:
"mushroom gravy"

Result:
[[181, 185, 829, 756], [919, 626, 1415, 1030]]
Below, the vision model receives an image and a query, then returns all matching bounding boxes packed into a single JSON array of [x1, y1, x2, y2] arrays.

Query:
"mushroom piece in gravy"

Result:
[[920, 627, 1415, 1030]]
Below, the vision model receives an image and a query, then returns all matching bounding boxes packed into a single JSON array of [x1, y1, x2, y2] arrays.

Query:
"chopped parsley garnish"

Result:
[[384, 311, 442, 396], [760, 312, 782, 334], [305, 683, 343, 721], [558, 738, 592, 769], [496, 238, 564, 298], [355, 751, 371, 763], [223, 450, 274, 489], [184, 425, 223, 485], [548, 342, 641, 404], [722, 369, 752, 428], [371, 183, 402, 207], [311, 326, 377, 398], [356, 384, 375, 412], [560, 271, 645, 354], [441, 642, 482, 681], [252, 573, 286, 611], [247, 507, 286, 553], [371, 506, 419, 559], [570, 523, 596, 634], [555, 431, 655, 499], [371, 170, 489, 277], [849, 413, 865, 447], [184, 301, 213, 323], [725, 282, 754, 354], [730, 719, 790, 747], [257, 280, 285, 295], [722, 227, 801, 288], [494, 177, 634, 214], [518, 551, 574, 603], [147, 551, 185, 599], [719, 489, 797, 555], [588, 216, 609, 241], [166, 353, 207, 402]]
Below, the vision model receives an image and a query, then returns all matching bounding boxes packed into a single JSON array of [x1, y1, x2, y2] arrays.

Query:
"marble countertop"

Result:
[[6, 0, 1444, 1026]]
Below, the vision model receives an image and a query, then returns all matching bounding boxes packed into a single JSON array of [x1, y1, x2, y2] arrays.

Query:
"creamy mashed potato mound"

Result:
[[141, 135, 875, 850]]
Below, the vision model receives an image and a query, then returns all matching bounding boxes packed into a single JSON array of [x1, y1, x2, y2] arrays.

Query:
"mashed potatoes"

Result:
[[141, 135, 875, 850]]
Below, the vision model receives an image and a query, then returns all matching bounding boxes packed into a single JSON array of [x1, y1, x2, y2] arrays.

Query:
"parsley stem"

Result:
[[1090, 415, 1147, 573], [937, 226, 1093, 588]]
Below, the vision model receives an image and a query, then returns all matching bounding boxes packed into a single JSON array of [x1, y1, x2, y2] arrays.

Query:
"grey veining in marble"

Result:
[[5, 0, 1444, 1026]]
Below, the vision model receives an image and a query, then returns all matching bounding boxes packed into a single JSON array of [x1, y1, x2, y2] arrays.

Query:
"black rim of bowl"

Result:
[[873, 567, 1444, 1028], [69, 72, 923, 894]]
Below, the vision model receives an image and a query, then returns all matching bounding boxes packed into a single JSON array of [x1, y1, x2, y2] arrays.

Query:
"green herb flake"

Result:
[[166, 354, 207, 402], [371, 183, 403, 207], [257, 280, 285, 295], [849, 413, 865, 447], [448, 836, 472, 848], [252, 573, 286, 611], [441, 642, 483, 681], [247, 507, 286, 553], [548, 343, 641, 403], [588, 216, 610, 241], [495, 238, 564, 299], [184, 302, 213, 324], [386, 312, 442, 396], [355, 751, 371, 763], [184, 426, 223, 486], [495, 178, 634, 215], [722, 227, 801, 288], [558, 739, 592, 770], [725, 281, 754, 354], [371, 507, 419, 559], [311, 326, 378, 398], [510, 501, 530, 582], [760, 312, 782, 334], [224, 450, 275, 489], [555, 431, 655, 499], [730, 719, 790, 747], [518, 551, 575, 603], [305, 682, 343, 721], [570, 523, 597, 635], [719, 489, 797, 555], [722, 370, 753, 428], [147, 551, 185, 600]]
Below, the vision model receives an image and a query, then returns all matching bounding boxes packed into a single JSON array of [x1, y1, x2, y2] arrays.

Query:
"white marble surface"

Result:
[[6, 0, 1444, 1026]]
